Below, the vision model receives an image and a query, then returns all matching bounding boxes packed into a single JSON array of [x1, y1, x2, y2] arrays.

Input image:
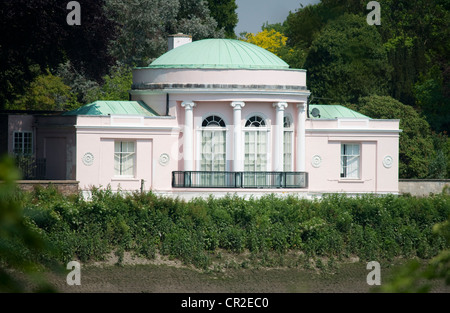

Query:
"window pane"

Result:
[[201, 129, 226, 172], [114, 141, 135, 176], [341, 143, 360, 178]]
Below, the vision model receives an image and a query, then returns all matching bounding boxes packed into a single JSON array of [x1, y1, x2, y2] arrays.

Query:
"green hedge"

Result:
[[15, 186, 450, 269]]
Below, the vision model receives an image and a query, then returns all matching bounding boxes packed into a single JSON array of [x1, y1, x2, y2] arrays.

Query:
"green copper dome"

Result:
[[147, 39, 290, 70]]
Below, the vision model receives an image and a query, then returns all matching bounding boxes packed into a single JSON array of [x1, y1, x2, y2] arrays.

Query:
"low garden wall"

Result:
[[399, 179, 450, 197], [16, 180, 79, 196]]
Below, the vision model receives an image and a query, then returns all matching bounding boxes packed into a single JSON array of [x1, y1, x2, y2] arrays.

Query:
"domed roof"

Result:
[[148, 38, 289, 70]]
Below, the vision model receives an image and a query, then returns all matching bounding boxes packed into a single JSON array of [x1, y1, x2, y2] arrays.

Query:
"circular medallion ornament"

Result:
[[159, 153, 170, 166], [82, 152, 94, 166], [311, 155, 322, 168], [383, 155, 393, 168]]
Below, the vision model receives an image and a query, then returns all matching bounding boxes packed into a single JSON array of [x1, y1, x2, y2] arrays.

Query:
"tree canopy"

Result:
[[349, 96, 435, 179], [206, 0, 238, 38], [0, 0, 116, 110], [1, 0, 231, 111], [304, 14, 391, 104], [244, 0, 449, 178]]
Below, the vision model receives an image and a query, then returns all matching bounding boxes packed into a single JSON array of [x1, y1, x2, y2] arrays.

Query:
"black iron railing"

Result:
[[172, 171, 308, 189], [15, 156, 46, 180]]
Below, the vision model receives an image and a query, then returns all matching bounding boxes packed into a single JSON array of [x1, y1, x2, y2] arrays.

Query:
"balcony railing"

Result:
[[172, 171, 308, 189], [15, 156, 46, 180]]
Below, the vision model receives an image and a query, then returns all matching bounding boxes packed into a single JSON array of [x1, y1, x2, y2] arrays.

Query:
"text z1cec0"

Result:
[[181, 297, 269, 310]]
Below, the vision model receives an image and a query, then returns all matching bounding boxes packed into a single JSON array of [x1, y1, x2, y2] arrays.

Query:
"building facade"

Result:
[[2, 35, 400, 198]]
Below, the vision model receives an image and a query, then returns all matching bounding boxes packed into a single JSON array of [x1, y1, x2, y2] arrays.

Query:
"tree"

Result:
[[304, 14, 391, 104], [241, 28, 306, 69], [206, 0, 238, 38], [379, 0, 450, 109], [414, 66, 450, 133], [349, 95, 434, 179], [427, 132, 449, 179], [56, 61, 100, 105], [8, 71, 79, 111], [285, 2, 338, 50], [105, 0, 224, 67], [242, 29, 288, 57], [85, 63, 133, 103], [0, 0, 117, 109]]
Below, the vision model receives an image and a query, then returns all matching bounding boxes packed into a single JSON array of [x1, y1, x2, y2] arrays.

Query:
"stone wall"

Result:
[[398, 179, 450, 197], [17, 180, 79, 196]]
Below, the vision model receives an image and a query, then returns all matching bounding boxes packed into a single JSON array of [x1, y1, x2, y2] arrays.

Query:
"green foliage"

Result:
[[281, 0, 449, 137], [380, 0, 449, 107], [206, 0, 238, 38], [428, 132, 449, 179], [285, 2, 341, 49], [414, 66, 450, 134], [10, 186, 450, 272], [304, 14, 391, 104], [376, 214, 450, 292], [85, 63, 133, 103], [105, 0, 224, 67], [348, 95, 435, 179], [0, 156, 59, 292], [56, 61, 100, 105], [0, 1, 116, 109], [7, 71, 80, 111]]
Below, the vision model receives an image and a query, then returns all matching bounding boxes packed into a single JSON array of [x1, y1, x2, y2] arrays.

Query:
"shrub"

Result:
[[10, 188, 450, 270]]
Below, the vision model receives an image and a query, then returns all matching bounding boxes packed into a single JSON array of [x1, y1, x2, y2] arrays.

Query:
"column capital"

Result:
[[273, 102, 288, 110], [231, 101, 245, 109], [296, 102, 306, 111], [181, 101, 196, 109]]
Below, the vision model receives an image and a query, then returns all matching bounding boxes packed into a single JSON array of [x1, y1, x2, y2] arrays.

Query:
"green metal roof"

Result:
[[63, 101, 159, 116], [147, 39, 290, 70], [309, 105, 370, 119]]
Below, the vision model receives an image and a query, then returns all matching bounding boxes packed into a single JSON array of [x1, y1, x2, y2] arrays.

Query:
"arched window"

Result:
[[244, 115, 268, 185], [245, 115, 266, 127], [201, 115, 226, 173], [202, 115, 226, 127]]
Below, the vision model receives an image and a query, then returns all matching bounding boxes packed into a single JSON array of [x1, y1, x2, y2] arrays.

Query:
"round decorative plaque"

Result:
[[159, 153, 170, 166], [82, 152, 94, 166], [311, 155, 322, 168], [383, 155, 393, 168]]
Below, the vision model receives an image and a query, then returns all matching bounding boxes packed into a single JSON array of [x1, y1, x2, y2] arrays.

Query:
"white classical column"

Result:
[[231, 101, 245, 172], [296, 102, 306, 172], [273, 102, 288, 172], [181, 101, 196, 171]]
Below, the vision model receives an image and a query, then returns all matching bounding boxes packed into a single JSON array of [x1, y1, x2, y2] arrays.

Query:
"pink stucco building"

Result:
[[3, 35, 400, 198]]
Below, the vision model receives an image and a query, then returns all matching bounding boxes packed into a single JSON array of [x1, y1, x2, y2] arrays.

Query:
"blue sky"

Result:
[[234, 0, 321, 35]]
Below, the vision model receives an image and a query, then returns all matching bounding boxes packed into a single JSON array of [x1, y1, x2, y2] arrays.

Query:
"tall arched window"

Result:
[[201, 115, 226, 172], [244, 115, 268, 185], [284, 115, 293, 171]]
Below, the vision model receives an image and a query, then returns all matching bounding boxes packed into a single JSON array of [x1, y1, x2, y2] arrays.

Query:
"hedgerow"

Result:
[[15, 186, 450, 269]]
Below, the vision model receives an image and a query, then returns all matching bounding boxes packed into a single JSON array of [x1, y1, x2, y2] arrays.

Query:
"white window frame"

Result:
[[114, 141, 136, 178], [340, 143, 361, 179], [13, 131, 33, 156], [196, 113, 230, 172], [283, 115, 294, 172], [200, 115, 227, 172], [244, 114, 270, 172]]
